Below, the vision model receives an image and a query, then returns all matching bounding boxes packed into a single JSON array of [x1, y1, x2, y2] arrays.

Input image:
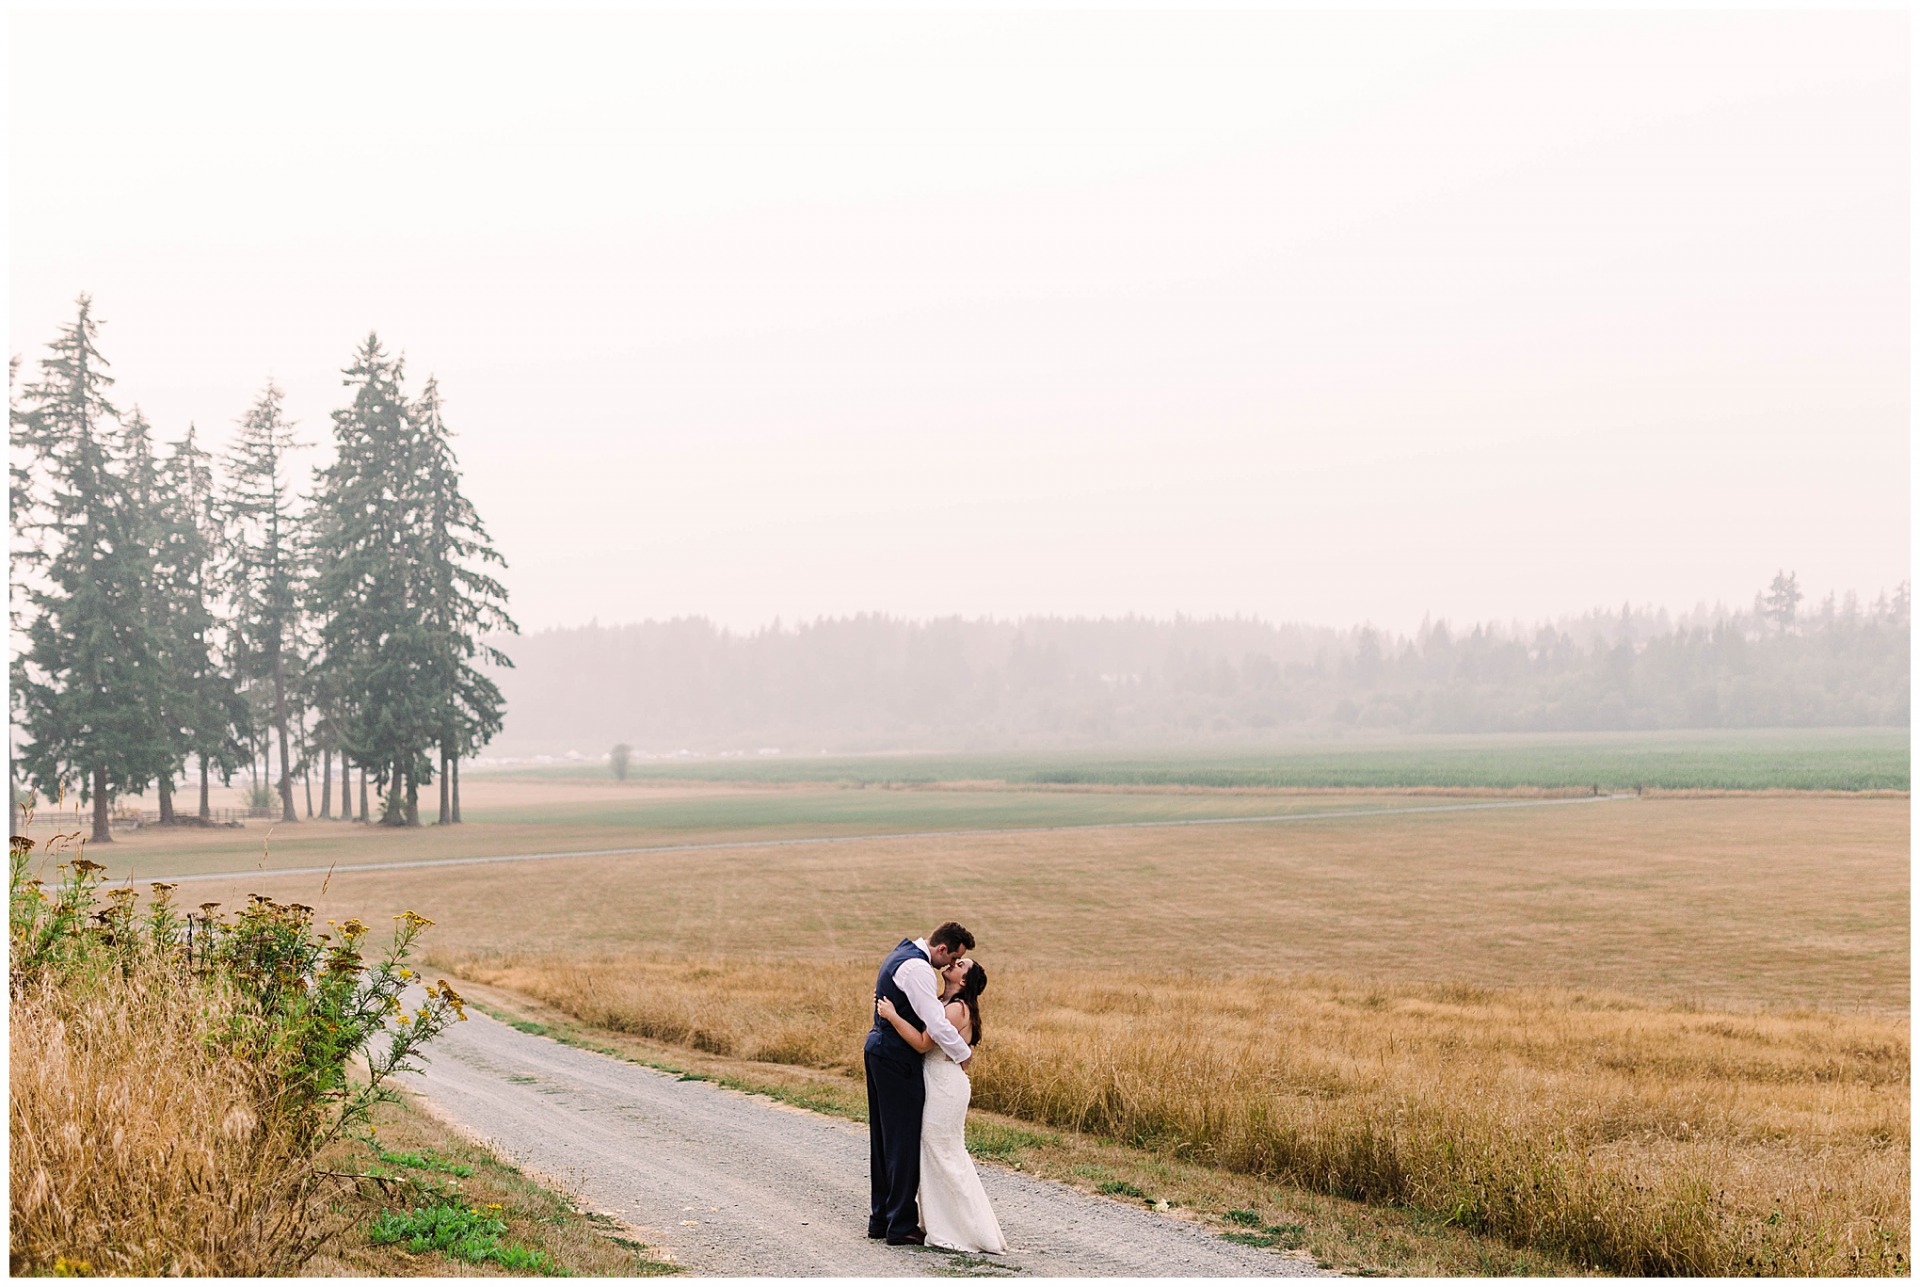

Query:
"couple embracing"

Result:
[[864, 921, 1007, 1254]]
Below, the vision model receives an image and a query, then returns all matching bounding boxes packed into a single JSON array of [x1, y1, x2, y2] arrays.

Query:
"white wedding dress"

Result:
[[919, 1049, 1008, 1254]]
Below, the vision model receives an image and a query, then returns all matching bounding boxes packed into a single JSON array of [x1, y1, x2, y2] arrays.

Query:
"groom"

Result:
[[865, 920, 975, 1245]]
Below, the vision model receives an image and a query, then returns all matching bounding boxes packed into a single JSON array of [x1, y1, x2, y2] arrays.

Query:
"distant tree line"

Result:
[[494, 577, 1908, 756], [10, 295, 515, 841]]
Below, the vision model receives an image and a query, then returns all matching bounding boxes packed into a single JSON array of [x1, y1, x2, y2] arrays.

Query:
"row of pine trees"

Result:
[[10, 295, 515, 842]]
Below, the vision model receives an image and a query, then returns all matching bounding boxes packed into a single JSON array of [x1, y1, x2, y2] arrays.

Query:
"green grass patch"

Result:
[[1220, 1207, 1306, 1249], [367, 1202, 566, 1274], [493, 729, 1909, 792], [1222, 1230, 1284, 1248], [374, 1148, 474, 1178], [966, 1121, 1057, 1162], [1097, 1179, 1150, 1200], [925, 1248, 1024, 1276]]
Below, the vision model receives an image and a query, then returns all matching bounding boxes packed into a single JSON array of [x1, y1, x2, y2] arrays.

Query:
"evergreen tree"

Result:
[[1764, 570, 1802, 632], [411, 376, 516, 824], [223, 380, 305, 823], [117, 408, 179, 820], [159, 424, 248, 820], [12, 296, 169, 842], [309, 335, 436, 826]]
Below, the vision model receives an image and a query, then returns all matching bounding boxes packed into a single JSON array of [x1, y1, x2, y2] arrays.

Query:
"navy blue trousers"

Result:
[[865, 1048, 926, 1238]]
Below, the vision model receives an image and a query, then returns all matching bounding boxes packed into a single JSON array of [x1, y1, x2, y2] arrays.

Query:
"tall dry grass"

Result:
[[443, 952, 1909, 1276], [9, 959, 327, 1275], [9, 838, 465, 1276]]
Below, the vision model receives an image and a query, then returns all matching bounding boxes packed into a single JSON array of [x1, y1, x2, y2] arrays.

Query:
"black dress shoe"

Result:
[[886, 1232, 926, 1246], [867, 1228, 887, 1240]]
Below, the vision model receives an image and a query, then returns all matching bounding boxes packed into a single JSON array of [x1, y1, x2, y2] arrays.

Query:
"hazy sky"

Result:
[[10, 9, 1909, 635]]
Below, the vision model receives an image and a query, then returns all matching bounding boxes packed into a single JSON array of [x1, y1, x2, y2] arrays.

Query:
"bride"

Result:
[[875, 957, 1007, 1254]]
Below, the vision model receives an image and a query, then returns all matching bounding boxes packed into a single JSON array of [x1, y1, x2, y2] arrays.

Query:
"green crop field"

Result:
[[491, 727, 1910, 792]]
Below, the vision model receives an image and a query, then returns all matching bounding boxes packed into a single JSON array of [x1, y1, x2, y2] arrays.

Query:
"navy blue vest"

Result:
[[865, 938, 930, 1065]]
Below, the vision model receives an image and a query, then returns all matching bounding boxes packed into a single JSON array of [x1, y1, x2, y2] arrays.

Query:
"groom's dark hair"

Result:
[[929, 921, 974, 952]]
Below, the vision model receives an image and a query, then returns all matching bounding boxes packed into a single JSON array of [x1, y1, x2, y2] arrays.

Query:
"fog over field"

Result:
[[486, 582, 1909, 758]]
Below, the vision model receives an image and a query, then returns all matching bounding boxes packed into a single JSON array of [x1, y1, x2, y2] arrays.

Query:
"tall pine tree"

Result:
[[309, 335, 435, 826], [12, 296, 169, 842], [117, 407, 181, 820], [411, 376, 516, 823], [223, 381, 305, 823], [159, 424, 248, 820]]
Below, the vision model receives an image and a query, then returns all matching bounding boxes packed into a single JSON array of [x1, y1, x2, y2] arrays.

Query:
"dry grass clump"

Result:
[[443, 952, 1909, 1276], [9, 960, 324, 1275], [9, 833, 466, 1276]]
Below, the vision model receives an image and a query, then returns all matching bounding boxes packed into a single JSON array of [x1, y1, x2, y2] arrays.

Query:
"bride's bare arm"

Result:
[[875, 995, 936, 1053]]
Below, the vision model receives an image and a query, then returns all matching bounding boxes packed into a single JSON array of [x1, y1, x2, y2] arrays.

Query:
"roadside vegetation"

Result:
[[7, 825, 465, 1274]]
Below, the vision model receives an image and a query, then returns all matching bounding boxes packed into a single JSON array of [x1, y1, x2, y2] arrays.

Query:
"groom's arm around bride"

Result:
[[898, 946, 972, 1070], [864, 921, 976, 1244]]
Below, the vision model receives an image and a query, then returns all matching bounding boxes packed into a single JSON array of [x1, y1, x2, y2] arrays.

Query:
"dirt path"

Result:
[[401, 1007, 1329, 1277]]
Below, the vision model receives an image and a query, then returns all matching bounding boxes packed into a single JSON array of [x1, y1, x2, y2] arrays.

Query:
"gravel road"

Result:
[[402, 1007, 1328, 1277]]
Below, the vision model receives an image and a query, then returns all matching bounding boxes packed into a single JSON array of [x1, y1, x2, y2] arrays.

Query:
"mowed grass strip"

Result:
[[32, 782, 1418, 882], [434, 955, 1908, 1277]]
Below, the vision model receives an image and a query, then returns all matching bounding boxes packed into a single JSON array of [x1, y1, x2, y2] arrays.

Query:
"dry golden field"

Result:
[[200, 790, 1908, 1010], [63, 779, 1909, 1275]]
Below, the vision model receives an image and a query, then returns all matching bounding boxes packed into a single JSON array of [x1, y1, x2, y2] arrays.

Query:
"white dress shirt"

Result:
[[894, 937, 971, 1064]]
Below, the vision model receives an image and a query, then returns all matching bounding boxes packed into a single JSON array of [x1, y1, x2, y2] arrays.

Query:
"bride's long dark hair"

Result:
[[950, 959, 987, 1046]]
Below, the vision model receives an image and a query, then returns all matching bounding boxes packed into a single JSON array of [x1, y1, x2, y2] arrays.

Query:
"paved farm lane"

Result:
[[402, 1007, 1327, 1277]]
